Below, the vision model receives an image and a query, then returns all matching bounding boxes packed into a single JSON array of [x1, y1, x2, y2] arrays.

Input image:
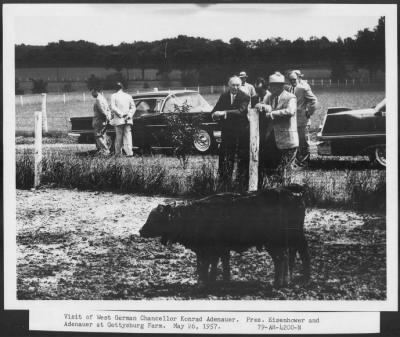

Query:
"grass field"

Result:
[[15, 88, 385, 136]]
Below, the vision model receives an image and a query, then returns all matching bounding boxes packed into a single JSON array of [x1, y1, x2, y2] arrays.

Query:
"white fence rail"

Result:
[[15, 79, 382, 106]]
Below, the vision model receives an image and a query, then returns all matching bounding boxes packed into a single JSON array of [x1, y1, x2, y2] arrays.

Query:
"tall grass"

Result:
[[16, 152, 386, 211]]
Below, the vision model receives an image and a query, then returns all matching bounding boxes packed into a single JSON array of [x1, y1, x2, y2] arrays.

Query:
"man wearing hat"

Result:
[[287, 70, 318, 164], [212, 75, 250, 190], [239, 71, 256, 98], [255, 72, 298, 184], [110, 82, 136, 156], [91, 88, 111, 155]]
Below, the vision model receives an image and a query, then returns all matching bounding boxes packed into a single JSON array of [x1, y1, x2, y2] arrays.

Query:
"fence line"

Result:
[[15, 78, 384, 106]]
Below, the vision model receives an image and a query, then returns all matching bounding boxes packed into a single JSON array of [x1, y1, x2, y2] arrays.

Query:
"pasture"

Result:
[[15, 87, 385, 136], [16, 188, 386, 300], [15, 86, 387, 300]]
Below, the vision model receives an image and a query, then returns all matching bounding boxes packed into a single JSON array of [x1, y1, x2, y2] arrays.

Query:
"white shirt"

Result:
[[230, 93, 236, 105], [239, 82, 256, 97]]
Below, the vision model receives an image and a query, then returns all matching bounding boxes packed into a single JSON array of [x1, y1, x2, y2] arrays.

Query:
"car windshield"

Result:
[[374, 99, 386, 113], [163, 92, 212, 113]]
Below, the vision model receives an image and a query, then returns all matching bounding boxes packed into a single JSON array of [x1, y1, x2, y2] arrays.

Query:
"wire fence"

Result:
[[15, 78, 383, 106]]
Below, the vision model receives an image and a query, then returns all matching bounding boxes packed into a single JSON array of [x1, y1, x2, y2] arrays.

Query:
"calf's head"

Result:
[[139, 204, 172, 240]]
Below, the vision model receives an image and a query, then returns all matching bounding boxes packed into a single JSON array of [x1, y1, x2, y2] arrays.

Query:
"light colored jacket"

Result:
[[287, 82, 318, 127], [92, 94, 111, 128], [239, 82, 256, 97], [264, 90, 299, 150], [110, 89, 136, 126]]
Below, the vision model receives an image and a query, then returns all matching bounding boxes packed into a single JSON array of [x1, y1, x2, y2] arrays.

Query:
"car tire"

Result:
[[373, 146, 386, 168], [193, 129, 214, 154]]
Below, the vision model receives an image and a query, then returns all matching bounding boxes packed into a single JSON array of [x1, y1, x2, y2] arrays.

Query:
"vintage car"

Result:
[[70, 90, 221, 154], [316, 98, 386, 167]]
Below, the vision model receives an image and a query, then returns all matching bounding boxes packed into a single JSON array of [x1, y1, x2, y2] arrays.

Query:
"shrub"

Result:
[[63, 83, 74, 92], [30, 78, 48, 94], [164, 101, 204, 168]]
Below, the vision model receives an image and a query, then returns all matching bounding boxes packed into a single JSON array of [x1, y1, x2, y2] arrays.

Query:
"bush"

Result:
[[86, 74, 102, 90], [63, 83, 74, 92], [15, 79, 24, 95], [164, 101, 202, 168], [31, 78, 48, 94]]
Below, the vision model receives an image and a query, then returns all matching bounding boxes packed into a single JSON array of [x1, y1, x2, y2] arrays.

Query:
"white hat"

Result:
[[269, 72, 285, 84], [293, 69, 304, 78], [239, 71, 248, 78]]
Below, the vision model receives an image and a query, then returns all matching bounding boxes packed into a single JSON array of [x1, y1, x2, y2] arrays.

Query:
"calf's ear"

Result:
[[156, 204, 165, 212]]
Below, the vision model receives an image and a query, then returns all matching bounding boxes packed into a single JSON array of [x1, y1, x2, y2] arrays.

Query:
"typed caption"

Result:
[[30, 310, 379, 334]]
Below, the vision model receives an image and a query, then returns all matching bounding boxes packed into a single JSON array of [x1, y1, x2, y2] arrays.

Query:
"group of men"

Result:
[[91, 82, 136, 156], [211, 70, 318, 189], [90, 70, 318, 189]]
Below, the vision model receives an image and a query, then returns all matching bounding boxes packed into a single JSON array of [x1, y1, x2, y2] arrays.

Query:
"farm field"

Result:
[[16, 188, 386, 300], [15, 88, 385, 136], [14, 86, 387, 301]]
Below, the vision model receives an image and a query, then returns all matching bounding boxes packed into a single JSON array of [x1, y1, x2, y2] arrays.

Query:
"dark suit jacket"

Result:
[[211, 90, 250, 131]]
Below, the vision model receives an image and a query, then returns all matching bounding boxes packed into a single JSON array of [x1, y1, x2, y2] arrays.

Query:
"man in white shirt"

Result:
[[91, 89, 111, 155], [238, 71, 256, 98], [110, 82, 136, 156]]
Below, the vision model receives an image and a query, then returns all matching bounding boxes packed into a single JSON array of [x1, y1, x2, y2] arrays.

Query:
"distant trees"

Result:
[[15, 17, 385, 83]]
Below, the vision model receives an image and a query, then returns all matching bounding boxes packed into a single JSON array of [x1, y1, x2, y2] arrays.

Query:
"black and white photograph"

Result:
[[3, 2, 398, 334]]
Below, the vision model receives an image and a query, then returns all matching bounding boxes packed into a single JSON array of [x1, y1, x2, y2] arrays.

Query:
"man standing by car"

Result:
[[91, 88, 111, 155], [238, 71, 256, 98], [255, 72, 298, 184], [110, 82, 136, 156], [287, 70, 318, 165], [212, 75, 250, 190]]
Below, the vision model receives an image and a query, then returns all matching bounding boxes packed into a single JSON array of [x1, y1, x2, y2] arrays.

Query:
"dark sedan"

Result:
[[70, 90, 221, 154], [316, 98, 386, 167]]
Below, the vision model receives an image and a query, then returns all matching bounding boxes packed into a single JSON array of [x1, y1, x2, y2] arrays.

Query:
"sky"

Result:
[[11, 4, 383, 46]]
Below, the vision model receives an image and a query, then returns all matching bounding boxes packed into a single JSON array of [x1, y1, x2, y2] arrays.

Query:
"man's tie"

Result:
[[291, 86, 296, 94], [273, 95, 279, 109]]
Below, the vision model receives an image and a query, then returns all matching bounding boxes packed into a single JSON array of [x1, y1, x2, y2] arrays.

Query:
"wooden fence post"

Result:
[[83, 92, 86, 102], [197, 85, 200, 93], [34, 110, 43, 188], [63, 93, 66, 104], [248, 108, 259, 191], [20, 95, 24, 106], [41, 93, 48, 134]]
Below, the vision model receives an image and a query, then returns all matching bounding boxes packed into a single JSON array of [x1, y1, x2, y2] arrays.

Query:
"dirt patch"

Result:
[[16, 188, 386, 300]]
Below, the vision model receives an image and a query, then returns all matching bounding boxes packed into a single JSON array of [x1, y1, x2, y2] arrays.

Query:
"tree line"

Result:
[[15, 17, 384, 84]]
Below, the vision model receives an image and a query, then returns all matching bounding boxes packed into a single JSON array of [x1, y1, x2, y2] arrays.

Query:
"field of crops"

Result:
[[15, 88, 385, 136]]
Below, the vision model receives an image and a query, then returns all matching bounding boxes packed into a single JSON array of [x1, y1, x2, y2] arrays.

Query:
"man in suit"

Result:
[[287, 70, 318, 164], [110, 82, 136, 156], [255, 72, 298, 184], [212, 76, 250, 190], [91, 89, 111, 155]]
